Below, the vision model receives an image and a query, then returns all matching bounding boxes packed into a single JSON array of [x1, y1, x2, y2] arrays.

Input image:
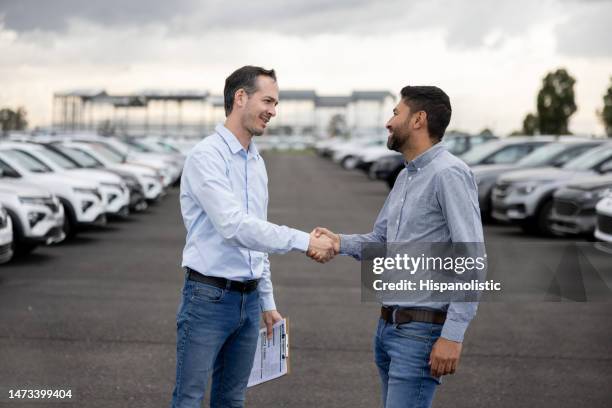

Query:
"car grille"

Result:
[[554, 200, 579, 216], [597, 214, 612, 234]]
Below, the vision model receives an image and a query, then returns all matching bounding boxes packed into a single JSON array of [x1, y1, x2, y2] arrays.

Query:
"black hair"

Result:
[[400, 86, 451, 141], [224, 65, 277, 116]]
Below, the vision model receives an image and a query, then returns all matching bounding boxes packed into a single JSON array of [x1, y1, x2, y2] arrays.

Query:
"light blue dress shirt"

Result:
[[180, 124, 310, 312], [339, 143, 484, 342]]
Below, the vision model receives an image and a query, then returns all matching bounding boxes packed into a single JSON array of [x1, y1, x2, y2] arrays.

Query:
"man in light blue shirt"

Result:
[[171, 66, 335, 408], [313, 86, 484, 408]]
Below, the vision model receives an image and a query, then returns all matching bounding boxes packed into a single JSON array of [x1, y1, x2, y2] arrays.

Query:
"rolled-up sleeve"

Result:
[[184, 148, 310, 254], [436, 166, 484, 342]]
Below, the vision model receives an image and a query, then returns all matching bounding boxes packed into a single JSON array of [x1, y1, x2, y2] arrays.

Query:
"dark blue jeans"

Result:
[[374, 319, 443, 408], [170, 278, 260, 408]]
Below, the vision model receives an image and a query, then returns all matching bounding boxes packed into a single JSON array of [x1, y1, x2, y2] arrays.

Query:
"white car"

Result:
[[59, 142, 164, 202], [594, 192, 612, 242], [0, 179, 65, 256], [332, 137, 387, 166], [0, 203, 14, 263], [2, 142, 130, 218], [0, 147, 105, 237], [67, 135, 181, 187]]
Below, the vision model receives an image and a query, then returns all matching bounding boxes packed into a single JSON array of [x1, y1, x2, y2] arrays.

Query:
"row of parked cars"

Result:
[[0, 133, 196, 264], [314, 133, 612, 242]]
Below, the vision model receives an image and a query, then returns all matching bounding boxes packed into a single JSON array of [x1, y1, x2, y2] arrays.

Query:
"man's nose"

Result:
[[269, 106, 277, 117]]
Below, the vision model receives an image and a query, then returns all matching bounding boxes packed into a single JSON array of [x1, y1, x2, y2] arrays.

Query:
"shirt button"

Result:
[[408, 177, 412, 181], [417, 168, 421, 171], [401, 198, 404, 202]]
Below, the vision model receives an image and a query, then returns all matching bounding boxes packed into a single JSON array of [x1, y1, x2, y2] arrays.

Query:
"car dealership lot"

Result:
[[0, 152, 610, 408]]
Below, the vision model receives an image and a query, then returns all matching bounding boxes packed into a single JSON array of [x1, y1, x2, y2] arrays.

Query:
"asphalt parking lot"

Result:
[[1, 152, 611, 408]]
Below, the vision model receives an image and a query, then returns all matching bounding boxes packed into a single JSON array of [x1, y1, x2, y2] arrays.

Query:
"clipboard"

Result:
[[247, 318, 290, 387]]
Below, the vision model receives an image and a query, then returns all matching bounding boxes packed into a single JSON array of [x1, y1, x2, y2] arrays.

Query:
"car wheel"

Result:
[[536, 200, 555, 236], [6, 211, 36, 258], [59, 198, 78, 239]]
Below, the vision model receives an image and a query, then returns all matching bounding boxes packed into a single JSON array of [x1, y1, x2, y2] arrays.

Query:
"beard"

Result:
[[243, 113, 265, 136], [387, 132, 406, 152]]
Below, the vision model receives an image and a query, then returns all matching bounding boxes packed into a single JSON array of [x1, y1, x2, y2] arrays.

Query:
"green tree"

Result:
[[598, 77, 612, 137], [0, 107, 28, 135], [536, 68, 576, 134], [522, 113, 539, 135]]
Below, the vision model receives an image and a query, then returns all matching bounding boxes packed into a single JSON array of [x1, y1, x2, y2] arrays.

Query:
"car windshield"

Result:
[[563, 145, 612, 171], [516, 143, 569, 166], [461, 141, 506, 165], [37, 148, 79, 169], [1, 149, 53, 173], [126, 140, 151, 153], [54, 145, 103, 168], [89, 143, 124, 163]]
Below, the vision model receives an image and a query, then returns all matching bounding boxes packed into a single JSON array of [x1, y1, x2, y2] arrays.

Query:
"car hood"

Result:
[[0, 179, 53, 197], [112, 163, 157, 177], [472, 164, 519, 178], [26, 173, 99, 189], [499, 167, 595, 183], [68, 169, 122, 184], [564, 174, 612, 191]]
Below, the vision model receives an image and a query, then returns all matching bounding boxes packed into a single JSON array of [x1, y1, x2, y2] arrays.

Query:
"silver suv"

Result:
[[491, 142, 612, 235]]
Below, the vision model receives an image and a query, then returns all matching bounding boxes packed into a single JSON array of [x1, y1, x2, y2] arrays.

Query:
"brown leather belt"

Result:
[[186, 268, 259, 294], [381, 306, 446, 325]]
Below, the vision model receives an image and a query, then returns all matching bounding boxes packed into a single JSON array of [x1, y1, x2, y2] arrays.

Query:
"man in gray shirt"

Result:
[[312, 86, 484, 408]]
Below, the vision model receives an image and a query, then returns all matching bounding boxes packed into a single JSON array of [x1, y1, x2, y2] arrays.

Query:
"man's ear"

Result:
[[413, 111, 426, 130], [234, 88, 247, 110]]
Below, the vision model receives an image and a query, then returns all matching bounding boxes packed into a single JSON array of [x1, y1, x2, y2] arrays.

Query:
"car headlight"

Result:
[[584, 187, 612, 201], [515, 183, 540, 195], [19, 196, 48, 205]]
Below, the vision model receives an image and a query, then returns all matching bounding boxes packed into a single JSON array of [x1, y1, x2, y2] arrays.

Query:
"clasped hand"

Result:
[[306, 227, 340, 263]]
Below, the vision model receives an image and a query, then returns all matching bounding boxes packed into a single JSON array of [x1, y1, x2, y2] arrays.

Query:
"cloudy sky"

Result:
[[1, 0, 611, 135]]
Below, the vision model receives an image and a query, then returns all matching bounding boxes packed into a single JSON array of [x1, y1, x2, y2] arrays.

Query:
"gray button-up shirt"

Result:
[[339, 143, 484, 342]]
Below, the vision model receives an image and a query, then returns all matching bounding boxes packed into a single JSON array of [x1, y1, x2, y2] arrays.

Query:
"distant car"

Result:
[[0, 179, 65, 255], [594, 192, 612, 242], [332, 138, 386, 168], [473, 140, 603, 218], [442, 132, 498, 156], [59, 142, 164, 202], [549, 175, 612, 237], [0, 147, 105, 238], [491, 142, 612, 235], [45, 143, 148, 212], [2, 142, 130, 218], [0, 203, 14, 263], [461, 137, 553, 167]]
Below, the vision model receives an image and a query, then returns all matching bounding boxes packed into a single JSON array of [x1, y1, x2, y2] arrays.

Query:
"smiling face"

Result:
[[240, 75, 279, 136], [386, 100, 416, 152]]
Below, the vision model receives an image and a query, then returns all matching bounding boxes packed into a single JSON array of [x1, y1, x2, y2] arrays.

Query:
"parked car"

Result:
[[69, 135, 182, 186], [549, 174, 612, 237], [461, 137, 553, 167], [0, 203, 14, 263], [491, 142, 612, 235], [473, 140, 603, 218], [594, 192, 612, 242], [2, 142, 130, 218], [0, 146, 105, 238], [332, 137, 387, 167], [0, 179, 64, 255], [442, 132, 498, 156], [44, 143, 148, 212], [59, 142, 164, 202]]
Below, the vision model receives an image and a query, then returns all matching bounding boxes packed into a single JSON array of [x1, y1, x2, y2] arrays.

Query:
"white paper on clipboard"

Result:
[[247, 318, 289, 387]]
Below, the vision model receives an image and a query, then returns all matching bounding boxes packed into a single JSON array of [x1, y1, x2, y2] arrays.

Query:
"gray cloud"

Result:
[[1, 0, 611, 56]]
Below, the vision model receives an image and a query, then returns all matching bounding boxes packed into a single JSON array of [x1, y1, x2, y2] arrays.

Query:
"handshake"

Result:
[[306, 227, 340, 263]]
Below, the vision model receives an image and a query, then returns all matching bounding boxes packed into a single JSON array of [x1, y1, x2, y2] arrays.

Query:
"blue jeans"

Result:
[[374, 319, 443, 408], [170, 277, 260, 408]]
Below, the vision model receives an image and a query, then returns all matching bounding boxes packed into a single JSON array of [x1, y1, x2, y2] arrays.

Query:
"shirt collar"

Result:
[[215, 124, 260, 160], [404, 143, 446, 170]]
